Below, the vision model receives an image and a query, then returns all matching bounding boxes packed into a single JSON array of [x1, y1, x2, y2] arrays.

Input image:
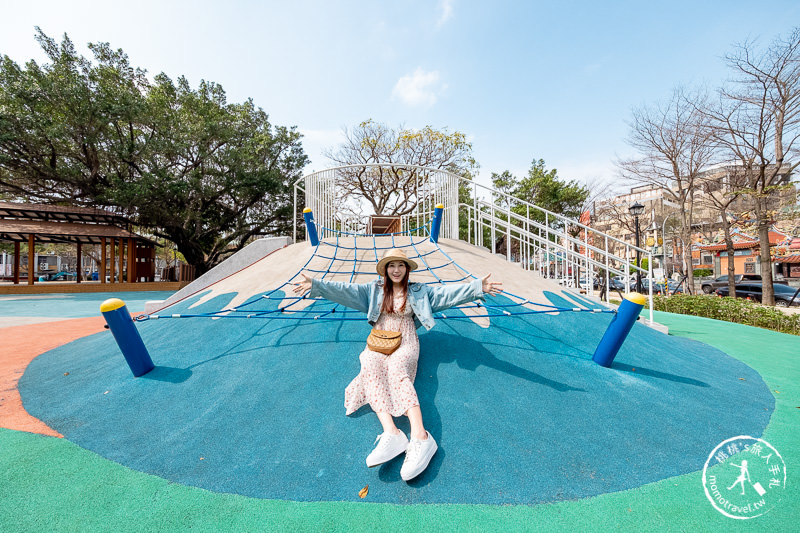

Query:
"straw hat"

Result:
[[376, 248, 419, 276]]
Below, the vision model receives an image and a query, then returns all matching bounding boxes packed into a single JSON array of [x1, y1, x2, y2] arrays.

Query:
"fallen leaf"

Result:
[[200, 457, 205, 461], [359, 485, 369, 499], [63, 372, 70, 376], [774, 390, 781, 394], [739, 378, 746, 381]]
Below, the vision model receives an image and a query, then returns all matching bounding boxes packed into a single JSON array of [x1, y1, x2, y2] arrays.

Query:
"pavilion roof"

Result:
[[0, 202, 128, 225], [0, 220, 153, 245], [0, 201, 154, 245]]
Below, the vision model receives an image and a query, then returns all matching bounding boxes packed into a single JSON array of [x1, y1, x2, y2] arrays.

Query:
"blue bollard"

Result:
[[430, 204, 444, 243], [101, 298, 154, 377], [592, 293, 646, 368], [303, 208, 319, 246]]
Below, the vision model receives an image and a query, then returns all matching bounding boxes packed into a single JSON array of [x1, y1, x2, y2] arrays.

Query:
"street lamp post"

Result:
[[629, 201, 645, 293]]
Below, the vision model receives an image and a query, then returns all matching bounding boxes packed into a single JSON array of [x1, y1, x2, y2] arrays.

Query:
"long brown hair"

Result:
[[381, 261, 409, 313]]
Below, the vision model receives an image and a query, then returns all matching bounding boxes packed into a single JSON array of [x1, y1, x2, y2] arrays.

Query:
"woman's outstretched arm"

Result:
[[292, 272, 372, 313], [481, 273, 503, 296], [292, 273, 315, 294], [427, 273, 503, 313]]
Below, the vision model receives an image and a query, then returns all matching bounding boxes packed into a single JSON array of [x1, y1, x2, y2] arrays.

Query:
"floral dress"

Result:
[[344, 292, 420, 417]]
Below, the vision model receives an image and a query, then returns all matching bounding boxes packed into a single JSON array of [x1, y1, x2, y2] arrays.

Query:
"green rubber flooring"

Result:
[[1, 310, 797, 532]]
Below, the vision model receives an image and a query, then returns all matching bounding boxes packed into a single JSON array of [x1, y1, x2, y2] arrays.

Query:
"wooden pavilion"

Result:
[[0, 202, 156, 286]]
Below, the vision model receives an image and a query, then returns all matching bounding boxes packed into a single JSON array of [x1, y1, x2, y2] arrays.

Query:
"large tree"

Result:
[[0, 30, 307, 275], [0, 30, 150, 203], [704, 27, 800, 305], [514, 159, 590, 222], [324, 119, 477, 216], [491, 160, 589, 226], [488, 159, 589, 256], [617, 88, 715, 294]]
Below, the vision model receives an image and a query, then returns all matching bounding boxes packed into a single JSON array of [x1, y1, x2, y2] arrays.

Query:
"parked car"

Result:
[[610, 276, 636, 291], [715, 283, 800, 307], [701, 274, 762, 294], [639, 278, 684, 295], [608, 278, 626, 291], [660, 279, 684, 295], [38, 271, 75, 281], [593, 277, 628, 293]]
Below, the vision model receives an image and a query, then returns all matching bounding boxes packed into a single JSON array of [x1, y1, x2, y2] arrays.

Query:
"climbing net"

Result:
[[137, 218, 615, 324]]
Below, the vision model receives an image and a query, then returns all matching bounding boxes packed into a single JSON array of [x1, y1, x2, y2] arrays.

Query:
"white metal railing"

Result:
[[294, 164, 459, 240], [293, 164, 654, 320]]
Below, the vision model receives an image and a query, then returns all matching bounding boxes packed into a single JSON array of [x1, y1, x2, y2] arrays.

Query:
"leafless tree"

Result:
[[593, 196, 685, 277], [703, 27, 800, 305], [324, 119, 477, 216], [694, 165, 750, 295], [617, 88, 716, 293]]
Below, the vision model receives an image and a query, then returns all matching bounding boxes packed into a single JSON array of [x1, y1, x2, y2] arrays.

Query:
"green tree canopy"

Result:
[[491, 159, 590, 226], [515, 159, 589, 220], [0, 29, 308, 274]]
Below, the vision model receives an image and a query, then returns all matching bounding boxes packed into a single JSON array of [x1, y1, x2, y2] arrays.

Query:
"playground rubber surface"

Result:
[[1, 289, 798, 530], [16, 288, 775, 506]]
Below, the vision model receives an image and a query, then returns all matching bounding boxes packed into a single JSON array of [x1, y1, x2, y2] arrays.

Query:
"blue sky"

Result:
[[2, 1, 799, 193]]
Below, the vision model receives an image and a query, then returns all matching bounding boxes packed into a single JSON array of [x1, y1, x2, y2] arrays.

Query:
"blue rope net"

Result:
[[137, 218, 614, 323]]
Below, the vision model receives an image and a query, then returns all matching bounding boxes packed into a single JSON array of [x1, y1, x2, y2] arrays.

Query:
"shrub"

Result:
[[628, 257, 649, 273], [693, 268, 713, 277], [652, 294, 800, 336]]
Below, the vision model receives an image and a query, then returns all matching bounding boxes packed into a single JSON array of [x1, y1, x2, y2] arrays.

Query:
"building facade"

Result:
[[589, 163, 798, 279]]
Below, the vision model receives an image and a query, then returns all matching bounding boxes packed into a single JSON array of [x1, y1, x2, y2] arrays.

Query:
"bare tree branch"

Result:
[[704, 27, 800, 304], [616, 87, 716, 292], [324, 119, 478, 215]]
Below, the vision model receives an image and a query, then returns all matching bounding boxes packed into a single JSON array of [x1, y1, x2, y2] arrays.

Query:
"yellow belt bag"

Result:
[[367, 329, 402, 355]]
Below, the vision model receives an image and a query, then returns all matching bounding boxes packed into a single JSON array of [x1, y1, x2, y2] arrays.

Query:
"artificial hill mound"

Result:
[[19, 236, 773, 504]]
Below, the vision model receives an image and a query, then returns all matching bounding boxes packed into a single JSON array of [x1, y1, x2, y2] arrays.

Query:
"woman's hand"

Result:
[[481, 273, 503, 295], [292, 272, 314, 295]]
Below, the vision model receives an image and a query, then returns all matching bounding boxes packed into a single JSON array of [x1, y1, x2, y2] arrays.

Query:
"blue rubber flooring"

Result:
[[0, 292, 175, 318], [19, 289, 774, 504]]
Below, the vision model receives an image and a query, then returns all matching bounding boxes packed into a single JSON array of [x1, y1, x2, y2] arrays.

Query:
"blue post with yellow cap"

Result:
[[430, 204, 444, 243], [592, 292, 646, 368], [303, 207, 319, 246], [100, 298, 154, 377]]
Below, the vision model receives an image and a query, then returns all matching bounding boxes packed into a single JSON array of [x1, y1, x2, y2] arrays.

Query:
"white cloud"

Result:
[[391, 68, 447, 107], [437, 0, 455, 27], [583, 55, 610, 74]]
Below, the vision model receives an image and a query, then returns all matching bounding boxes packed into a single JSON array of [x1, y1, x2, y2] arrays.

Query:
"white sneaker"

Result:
[[400, 432, 438, 481], [366, 431, 409, 468]]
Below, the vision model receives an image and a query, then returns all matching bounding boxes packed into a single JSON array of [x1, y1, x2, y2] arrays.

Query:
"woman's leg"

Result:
[[401, 404, 437, 481], [366, 410, 408, 468], [406, 405, 428, 440], [376, 411, 402, 435]]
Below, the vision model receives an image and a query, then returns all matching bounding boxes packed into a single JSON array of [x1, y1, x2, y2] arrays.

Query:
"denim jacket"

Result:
[[309, 277, 485, 330]]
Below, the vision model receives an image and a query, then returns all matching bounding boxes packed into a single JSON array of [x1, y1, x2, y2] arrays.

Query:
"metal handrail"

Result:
[[461, 200, 655, 318], [464, 205, 641, 281], [467, 199, 649, 275], [294, 164, 650, 255], [293, 164, 655, 321]]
